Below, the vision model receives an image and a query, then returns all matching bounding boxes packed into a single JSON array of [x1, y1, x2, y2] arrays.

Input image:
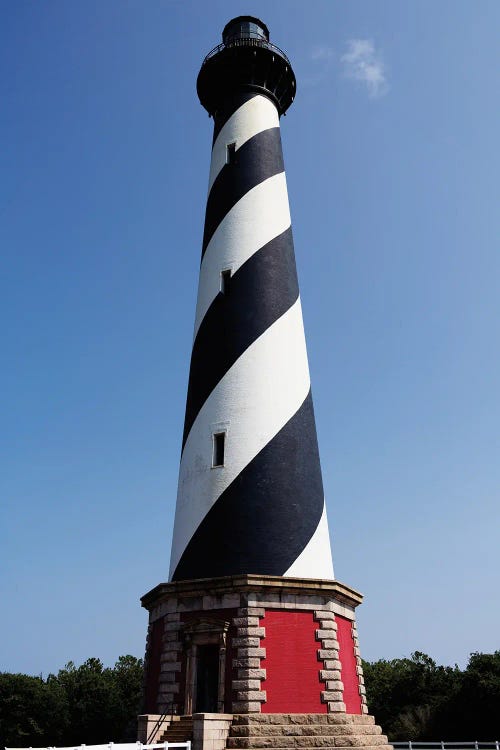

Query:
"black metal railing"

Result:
[[201, 37, 291, 67], [146, 700, 176, 745]]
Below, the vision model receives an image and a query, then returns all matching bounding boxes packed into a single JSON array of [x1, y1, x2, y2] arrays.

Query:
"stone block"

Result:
[[351, 716, 375, 725], [202, 595, 217, 609], [325, 715, 352, 724], [315, 610, 336, 620], [177, 596, 202, 611], [293, 594, 326, 607], [318, 620, 337, 630], [235, 690, 266, 701], [318, 649, 339, 659], [355, 725, 382, 736], [334, 734, 388, 746], [222, 594, 241, 608], [326, 680, 344, 690], [317, 629, 339, 640], [232, 657, 261, 669], [328, 700, 346, 712], [238, 668, 266, 680], [165, 612, 181, 622], [326, 659, 342, 670], [238, 607, 265, 617], [231, 701, 261, 713], [232, 616, 260, 628], [323, 690, 343, 702], [164, 621, 181, 631], [161, 671, 178, 683], [321, 639, 340, 649], [161, 650, 181, 662], [158, 679, 179, 693], [233, 636, 261, 648], [157, 690, 174, 703], [160, 661, 181, 672], [236, 627, 266, 638], [232, 679, 261, 691], [164, 631, 181, 642], [323, 657, 341, 667], [237, 647, 266, 658], [153, 597, 178, 616], [320, 670, 342, 680], [250, 594, 280, 606], [231, 714, 288, 744]]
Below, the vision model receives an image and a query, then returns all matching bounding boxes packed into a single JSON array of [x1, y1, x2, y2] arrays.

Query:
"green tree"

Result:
[[439, 651, 500, 739], [54, 656, 143, 744], [363, 651, 461, 740], [107, 655, 144, 741], [0, 655, 143, 747], [0, 672, 68, 748]]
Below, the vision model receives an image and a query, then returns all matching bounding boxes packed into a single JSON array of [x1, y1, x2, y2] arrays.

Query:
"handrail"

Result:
[[146, 700, 176, 745], [201, 37, 291, 67]]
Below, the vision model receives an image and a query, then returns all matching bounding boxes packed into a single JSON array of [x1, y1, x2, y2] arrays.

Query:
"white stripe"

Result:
[[194, 172, 291, 339], [208, 95, 280, 193], [284, 503, 335, 579], [169, 298, 311, 579]]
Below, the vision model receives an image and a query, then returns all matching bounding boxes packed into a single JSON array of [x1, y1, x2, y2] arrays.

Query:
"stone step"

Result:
[[227, 746, 391, 750], [227, 736, 390, 749], [158, 716, 194, 744], [229, 724, 382, 744], [231, 715, 376, 726], [230, 725, 383, 738]]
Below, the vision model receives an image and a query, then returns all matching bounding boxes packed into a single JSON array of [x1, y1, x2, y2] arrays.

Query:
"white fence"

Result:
[[5, 743, 191, 750], [393, 743, 500, 750]]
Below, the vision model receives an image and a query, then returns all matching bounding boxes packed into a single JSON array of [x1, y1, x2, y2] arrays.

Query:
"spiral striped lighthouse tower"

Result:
[[140, 17, 391, 750]]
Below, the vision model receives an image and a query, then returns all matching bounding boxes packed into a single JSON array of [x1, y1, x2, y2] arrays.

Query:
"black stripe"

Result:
[[212, 91, 260, 145], [172, 391, 325, 581], [202, 126, 284, 258], [182, 227, 297, 449]]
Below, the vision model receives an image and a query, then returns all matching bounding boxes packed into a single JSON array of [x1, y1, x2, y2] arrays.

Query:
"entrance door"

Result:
[[195, 644, 219, 713]]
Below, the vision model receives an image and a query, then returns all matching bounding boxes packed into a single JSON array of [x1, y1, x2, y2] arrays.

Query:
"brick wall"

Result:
[[260, 609, 326, 713], [336, 614, 362, 714]]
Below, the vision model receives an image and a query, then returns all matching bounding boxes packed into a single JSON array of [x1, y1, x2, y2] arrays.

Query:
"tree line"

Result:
[[0, 656, 143, 748], [1, 650, 499, 747], [363, 650, 500, 740]]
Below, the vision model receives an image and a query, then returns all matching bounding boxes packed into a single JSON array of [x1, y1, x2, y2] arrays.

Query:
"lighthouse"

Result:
[[169, 15, 333, 585], [140, 17, 391, 750]]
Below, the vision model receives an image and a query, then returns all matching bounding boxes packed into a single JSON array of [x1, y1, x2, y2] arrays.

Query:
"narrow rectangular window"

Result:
[[221, 269, 231, 294], [226, 142, 236, 165], [212, 432, 225, 468]]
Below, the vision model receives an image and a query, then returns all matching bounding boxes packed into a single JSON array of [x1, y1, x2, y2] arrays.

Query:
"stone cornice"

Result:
[[141, 574, 363, 611]]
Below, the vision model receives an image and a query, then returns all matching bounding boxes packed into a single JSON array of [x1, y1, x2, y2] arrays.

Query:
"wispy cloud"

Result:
[[341, 39, 388, 98], [302, 44, 334, 88], [311, 45, 334, 62]]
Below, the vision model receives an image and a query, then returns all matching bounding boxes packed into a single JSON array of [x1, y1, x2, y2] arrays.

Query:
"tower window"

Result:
[[220, 269, 231, 294], [212, 432, 225, 468], [226, 142, 237, 165]]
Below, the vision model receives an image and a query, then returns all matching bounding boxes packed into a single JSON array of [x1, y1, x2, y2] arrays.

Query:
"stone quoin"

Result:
[[139, 16, 392, 750]]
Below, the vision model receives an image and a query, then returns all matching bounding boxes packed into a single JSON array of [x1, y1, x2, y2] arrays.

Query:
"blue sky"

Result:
[[1, 0, 499, 676]]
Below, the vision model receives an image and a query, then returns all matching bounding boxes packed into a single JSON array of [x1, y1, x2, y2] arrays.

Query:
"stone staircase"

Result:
[[226, 713, 392, 750], [159, 715, 194, 745]]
